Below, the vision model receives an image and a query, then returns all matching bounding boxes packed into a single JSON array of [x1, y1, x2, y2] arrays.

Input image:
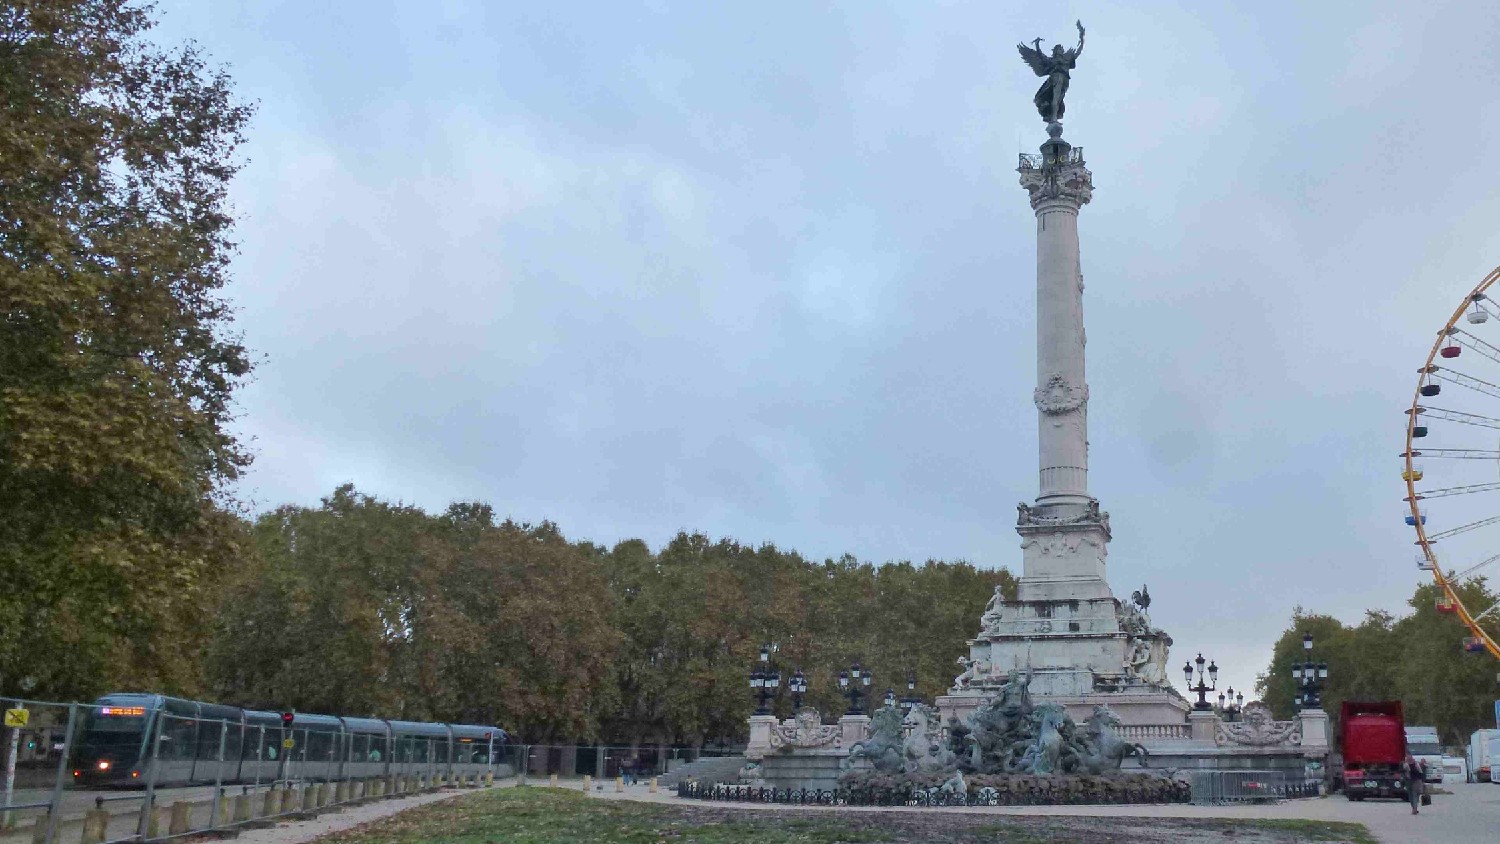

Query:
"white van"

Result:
[[1406, 727, 1444, 784], [1472, 730, 1500, 783]]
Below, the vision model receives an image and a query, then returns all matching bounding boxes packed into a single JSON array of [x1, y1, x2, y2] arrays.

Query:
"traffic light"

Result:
[[280, 711, 294, 727]]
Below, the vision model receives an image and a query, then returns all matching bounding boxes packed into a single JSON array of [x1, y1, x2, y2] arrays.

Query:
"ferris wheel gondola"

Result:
[[1405, 265, 1500, 661]]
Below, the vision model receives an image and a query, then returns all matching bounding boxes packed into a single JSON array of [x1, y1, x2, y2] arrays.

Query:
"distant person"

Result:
[[1404, 753, 1425, 815], [620, 757, 635, 786]]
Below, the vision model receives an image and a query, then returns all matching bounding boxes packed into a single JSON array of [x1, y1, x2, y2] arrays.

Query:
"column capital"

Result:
[[1019, 158, 1093, 210]]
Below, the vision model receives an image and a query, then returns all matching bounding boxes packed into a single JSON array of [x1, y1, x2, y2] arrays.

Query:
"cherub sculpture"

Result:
[[1017, 21, 1085, 124]]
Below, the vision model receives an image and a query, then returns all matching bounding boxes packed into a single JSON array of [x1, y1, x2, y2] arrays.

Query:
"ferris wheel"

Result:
[[1405, 264, 1500, 660]]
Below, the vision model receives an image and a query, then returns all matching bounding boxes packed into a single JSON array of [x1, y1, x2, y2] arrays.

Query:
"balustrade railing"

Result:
[[1118, 724, 1191, 740]]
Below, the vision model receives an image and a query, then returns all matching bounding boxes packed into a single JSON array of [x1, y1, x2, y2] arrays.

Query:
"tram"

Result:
[[73, 693, 506, 787]]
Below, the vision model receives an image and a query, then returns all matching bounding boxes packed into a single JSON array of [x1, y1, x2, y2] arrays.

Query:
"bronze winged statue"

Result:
[[1017, 20, 1084, 124]]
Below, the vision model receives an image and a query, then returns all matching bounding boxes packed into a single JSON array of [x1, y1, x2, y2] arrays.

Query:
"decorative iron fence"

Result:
[[676, 779, 1193, 807]]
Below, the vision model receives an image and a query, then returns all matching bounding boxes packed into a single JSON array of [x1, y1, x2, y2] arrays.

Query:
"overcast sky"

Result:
[[154, 1, 1500, 700]]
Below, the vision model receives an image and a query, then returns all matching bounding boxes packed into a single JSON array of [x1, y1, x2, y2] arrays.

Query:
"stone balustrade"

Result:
[[1118, 724, 1190, 740]]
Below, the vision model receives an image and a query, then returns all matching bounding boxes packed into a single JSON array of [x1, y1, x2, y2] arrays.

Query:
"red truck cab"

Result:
[[1341, 700, 1409, 801]]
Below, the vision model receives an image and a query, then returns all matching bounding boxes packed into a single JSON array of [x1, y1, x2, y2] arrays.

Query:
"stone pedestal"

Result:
[[745, 715, 777, 761], [1188, 709, 1217, 742], [838, 714, 870, 750], [1296, 708, 1329, 751]]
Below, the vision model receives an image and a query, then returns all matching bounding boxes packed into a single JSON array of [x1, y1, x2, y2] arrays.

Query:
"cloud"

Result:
[[153, 0, 1500, 699]]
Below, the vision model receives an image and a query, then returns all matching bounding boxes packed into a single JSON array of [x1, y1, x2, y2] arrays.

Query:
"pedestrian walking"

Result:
[[1404, 753, 1424, 815], [620, 756, 635, 786]]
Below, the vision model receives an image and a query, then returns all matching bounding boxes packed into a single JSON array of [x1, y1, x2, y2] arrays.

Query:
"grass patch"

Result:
[[1220, 819, 1380, 844], [315, 788, 896, 844], [312, 787, 1378, 844]]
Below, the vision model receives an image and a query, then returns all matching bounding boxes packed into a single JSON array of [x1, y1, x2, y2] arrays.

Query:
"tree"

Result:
[[1259, 579, 1500, 748], [0, 0, 254, 699], [206, 486, 431, 716]]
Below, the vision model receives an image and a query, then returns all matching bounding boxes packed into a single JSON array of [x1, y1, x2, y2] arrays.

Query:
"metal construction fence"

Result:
[[0, 699, 506, 844], [1186, 769, 1322, 804]]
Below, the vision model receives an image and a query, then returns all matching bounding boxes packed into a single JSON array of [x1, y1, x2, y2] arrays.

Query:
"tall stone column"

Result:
[[1015, 125, 1109, 602], [1023, 123, 1094, 512]]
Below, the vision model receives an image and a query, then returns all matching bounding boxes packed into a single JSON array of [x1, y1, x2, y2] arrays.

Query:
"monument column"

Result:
[[1014, 125, 1108, 602], [1024, 123, 1094, 513]]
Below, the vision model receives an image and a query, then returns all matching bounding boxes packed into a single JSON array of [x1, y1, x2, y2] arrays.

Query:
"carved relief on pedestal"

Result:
[[768, 708, 842, 750], [1016, 500, 1109, 535], [1214, 703, 1302, 747]]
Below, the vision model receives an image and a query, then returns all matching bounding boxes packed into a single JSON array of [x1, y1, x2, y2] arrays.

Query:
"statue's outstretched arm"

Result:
[[1074, 20, 1085, 57]]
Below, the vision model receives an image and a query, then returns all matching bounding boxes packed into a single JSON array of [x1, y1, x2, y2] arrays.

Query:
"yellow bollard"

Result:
[[217, 793, 231, 826], [262, 788, 280, 817], [614, 776, 623, 793], [650, 777, 658, 794], [335, 781, 349, 804], [169, 802, 191, 835], [302, 785, 318, 812], [484, 771, 494, 787], [233, 793, 252, 823], [549, 773, 558, 788], [80, 809, 109, 844], [582, 774, 591, 792]]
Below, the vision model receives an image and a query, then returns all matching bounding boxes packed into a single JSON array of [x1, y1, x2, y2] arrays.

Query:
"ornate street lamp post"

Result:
[[1182, 653, 1218, 711], [1217, 687, 1244, 722], [883, 688, 897, 709], [790, 669, 807, 710], [839, 662, 872, 715], [750, 643, 781, 716], [1292, 632, 1329, 710], [901, 671, 921, 710]]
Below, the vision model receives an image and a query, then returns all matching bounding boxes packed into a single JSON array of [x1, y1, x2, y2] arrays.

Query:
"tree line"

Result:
[[1257, 578, 1500, 749], [202, 486, 1014, 745]]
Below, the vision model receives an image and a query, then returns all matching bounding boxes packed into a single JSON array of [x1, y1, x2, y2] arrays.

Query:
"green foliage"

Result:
[[207, 486, 622, 741], [1258, 579, 1500, 747], [0, 0, 253, 699], [207, 486, 1014, 743]]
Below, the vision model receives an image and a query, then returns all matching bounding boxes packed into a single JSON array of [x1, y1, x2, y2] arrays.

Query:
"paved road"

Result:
[[591, 779, 1500, 844]]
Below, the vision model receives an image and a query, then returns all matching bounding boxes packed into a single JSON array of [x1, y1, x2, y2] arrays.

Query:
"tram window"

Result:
[[262, 736, 279, 762], [196, 722, 227, 761], [434, 741, 449, 764], [224, 723, 244, 762], [306, 730, 332, 761], [163, 716, 196, 761]]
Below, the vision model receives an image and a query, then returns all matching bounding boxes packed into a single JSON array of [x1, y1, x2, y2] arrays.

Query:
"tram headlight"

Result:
[[97, 760, 110, 771]]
